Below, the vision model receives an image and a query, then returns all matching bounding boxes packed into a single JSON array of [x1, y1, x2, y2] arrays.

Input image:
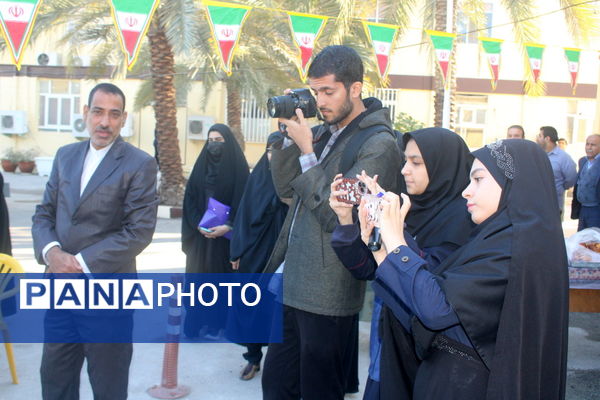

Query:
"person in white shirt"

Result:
[[32, 83, 158, 400]]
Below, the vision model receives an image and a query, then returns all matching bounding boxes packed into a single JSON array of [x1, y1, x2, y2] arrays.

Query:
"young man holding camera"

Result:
[[262, 45, 402, 399]]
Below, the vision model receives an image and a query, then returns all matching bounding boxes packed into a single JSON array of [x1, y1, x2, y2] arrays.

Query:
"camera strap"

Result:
[[338, 124, 397, 175]]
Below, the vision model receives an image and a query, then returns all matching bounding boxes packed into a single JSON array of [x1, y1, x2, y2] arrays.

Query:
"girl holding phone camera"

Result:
[[329, 128, 474, 399], [358, 139, 568, 399]]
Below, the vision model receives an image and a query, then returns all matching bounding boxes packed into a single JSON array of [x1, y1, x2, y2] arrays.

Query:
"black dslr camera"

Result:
[[267, 89, 317, 119]]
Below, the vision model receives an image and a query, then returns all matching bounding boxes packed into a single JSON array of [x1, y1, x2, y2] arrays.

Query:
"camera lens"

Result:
[[357, 181, 367, 195], [267, 98, 278, 118], [267, 95, 297, 119]]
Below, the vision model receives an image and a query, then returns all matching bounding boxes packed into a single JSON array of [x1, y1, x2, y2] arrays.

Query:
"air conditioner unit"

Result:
[[121, 114, 134, 137], [0, 110, 27, 135], [72, 55, 91, 67], [71, 113, 88, 138], [188, 116, 215, 140], [36, 52, 61, 66]]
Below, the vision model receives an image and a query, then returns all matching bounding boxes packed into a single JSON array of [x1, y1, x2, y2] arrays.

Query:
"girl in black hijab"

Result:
[[330, 128, 474, 399], [229, 132, 288, 380], [182, 123, 249, 338], [371, 139, 568, 399]]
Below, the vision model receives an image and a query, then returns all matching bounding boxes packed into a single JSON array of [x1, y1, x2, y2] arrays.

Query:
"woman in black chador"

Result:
[[370, 139, 568, 399], [229, 131, 289, 380], [330, 128, 474, 399], [182, 123, 249, 338]]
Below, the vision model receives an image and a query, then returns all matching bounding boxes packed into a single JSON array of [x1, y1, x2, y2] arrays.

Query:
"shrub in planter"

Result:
[[3, 148, 39, 173], [18, 160, 36, 173], [16, 149, 38, 173], [1, 149, 19, 172]]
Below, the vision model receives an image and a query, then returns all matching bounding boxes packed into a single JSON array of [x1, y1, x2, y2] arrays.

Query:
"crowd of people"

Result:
[[2, 43, 597, 400]]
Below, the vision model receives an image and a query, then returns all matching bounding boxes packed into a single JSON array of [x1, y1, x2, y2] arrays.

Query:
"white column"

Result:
[[442, 0, 454, 129]]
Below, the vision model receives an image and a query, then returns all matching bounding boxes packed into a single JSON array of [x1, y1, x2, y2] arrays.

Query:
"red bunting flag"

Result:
[[363, 22, 398, 82], [426, 30, 456, 85], [0, 0, 43, 69], [204, 0, 251, 75], [287, 12, 327, 81], [108, 0, 161, 70]]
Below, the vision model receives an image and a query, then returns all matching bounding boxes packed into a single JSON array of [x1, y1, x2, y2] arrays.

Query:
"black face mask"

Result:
[[207, 141, 224, 157]]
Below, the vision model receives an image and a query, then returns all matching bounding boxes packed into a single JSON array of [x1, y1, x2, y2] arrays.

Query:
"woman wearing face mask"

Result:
[[369, 139, 568, 399], [182, 123, 249, 338], [330, 128, 475, 399]]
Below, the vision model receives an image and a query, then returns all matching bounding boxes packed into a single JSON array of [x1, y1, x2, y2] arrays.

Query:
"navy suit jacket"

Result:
[[32, 137, 158, 273], [571, 156, 600, 220]]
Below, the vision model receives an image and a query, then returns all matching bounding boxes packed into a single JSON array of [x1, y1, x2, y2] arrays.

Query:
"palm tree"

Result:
[[146, 11, 186, 206], [3, 0, 425, 207], [26, 1, 191, 205]]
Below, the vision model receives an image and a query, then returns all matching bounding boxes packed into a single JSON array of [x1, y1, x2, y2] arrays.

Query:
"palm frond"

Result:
[[500, 0, 542, 95], [159, 0, 205, 55], [557, 0, 600, 45], [460, 0, 486, 33]]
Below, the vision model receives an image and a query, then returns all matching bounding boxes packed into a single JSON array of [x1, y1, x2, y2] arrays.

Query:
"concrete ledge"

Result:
[[157, 205, 182, 219]]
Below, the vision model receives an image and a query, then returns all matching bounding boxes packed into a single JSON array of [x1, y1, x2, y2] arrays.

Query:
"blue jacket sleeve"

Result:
[[373, 246, 460, 331], [331, 222, 377, 280]]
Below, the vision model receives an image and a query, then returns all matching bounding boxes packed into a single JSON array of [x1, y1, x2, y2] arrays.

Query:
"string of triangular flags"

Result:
[[427, 30, 582, 93], [0, 0, 592, 92]]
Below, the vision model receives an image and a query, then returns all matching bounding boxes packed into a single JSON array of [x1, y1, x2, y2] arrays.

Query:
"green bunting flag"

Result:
[[363, 22, 398, 82], [426, 30, 456, 84], [0, 0, 42, 70], [525, 43, 545, 82], [204, 0, 251, 76], [564, 47, 581, 94], [479, 37, 503, 90], [108, 0, 160, 70], [287, 12, 327, 81]]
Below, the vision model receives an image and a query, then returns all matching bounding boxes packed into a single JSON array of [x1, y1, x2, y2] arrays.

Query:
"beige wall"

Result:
[[2, 0, 599, 172]]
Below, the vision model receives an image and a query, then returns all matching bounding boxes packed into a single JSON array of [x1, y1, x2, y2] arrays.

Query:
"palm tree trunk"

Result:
[[225, 79, 245, 151], [147, 14, 186, 206], [433, 0, 457, 129]]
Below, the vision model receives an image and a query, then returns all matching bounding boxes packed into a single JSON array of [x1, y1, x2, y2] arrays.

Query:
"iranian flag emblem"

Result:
[[205, 0, 251, 75], [0, 0, 42, 69], [287, 12, 327, 81], [480, 37, 503, 89], [363, 22, 398, 81], [525, 43, 545, 82], [109, 0, 160, 69], [426, 30, 456, 84], [564, 48, 581, 94]]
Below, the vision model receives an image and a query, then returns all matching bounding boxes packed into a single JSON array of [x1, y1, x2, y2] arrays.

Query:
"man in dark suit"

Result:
[[32, 83, 158, 400], [572, 134, 600, 231]]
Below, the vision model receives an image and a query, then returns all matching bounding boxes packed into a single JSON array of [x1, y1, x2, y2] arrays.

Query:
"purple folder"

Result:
[[199, 197, 232, 240]]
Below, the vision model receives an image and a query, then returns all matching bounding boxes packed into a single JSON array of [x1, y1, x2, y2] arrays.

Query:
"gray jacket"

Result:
[[265, 107, 402, 316], [32, 137, 158, 274]]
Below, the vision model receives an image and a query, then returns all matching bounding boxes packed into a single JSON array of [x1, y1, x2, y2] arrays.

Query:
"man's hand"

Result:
[[231, 259, 240, 270], [46, 246, 83, 273], [279, 108, 314, 155]]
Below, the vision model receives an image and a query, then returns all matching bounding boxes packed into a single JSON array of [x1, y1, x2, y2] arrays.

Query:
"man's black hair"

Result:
[[307, 45, 363, 89], [540, 126, 558, 143], [508, 125, 525, 137], [88, 83, 126, 111]]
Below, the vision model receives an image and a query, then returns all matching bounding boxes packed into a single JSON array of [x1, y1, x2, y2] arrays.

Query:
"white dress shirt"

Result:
[[42, 141, 115, 273]]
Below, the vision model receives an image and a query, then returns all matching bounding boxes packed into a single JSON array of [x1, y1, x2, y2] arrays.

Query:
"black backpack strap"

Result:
[[339, 124, 394, 175]]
